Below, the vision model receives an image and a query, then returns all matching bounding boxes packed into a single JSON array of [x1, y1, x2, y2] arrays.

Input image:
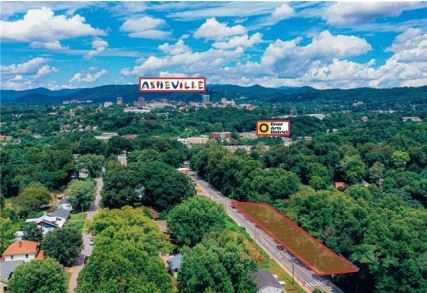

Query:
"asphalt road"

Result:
[[67, 177, 103, 293], [190, 171, 344, 293]]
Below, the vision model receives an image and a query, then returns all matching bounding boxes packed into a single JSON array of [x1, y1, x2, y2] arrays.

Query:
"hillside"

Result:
[[1, 84, 426, 111]]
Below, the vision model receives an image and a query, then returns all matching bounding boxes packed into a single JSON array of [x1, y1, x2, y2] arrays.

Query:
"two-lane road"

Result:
[[190, 172, 344, 293], [68, 177, 103, 293]]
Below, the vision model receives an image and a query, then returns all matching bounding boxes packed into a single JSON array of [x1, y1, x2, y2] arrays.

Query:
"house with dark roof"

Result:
[[25, 209, 70, 235], [50, 208, 70, 221], [257, 270, 284, 293], [0, 260, 24, 293]]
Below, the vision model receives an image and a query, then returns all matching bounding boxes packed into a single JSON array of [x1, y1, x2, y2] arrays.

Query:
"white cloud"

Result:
[[261, 30, 371, 78], [1, 57, 58, 90], [120, 16, 171, 39], [0, 7, 104, 47], [194, 18, 246, 41], [159, 39, 191, 55], [324, 2, 420, 26], [30, 40, 68, 50], [36, 64, 57, 76], [122, 46, 243, 77], [166, 2, 281, 20], [271, 3, 295, 21], [85, 38, 109, 59], [1, 57, 51, 75], [69, 69, 107, 83], [213, 33, 263, 49]]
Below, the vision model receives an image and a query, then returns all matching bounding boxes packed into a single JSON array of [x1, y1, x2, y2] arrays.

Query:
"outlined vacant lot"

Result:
[[233, 201, 359, 276]]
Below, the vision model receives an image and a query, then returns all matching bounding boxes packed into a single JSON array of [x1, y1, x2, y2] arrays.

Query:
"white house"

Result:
[[26, 209, 70, 235], [2, 240, 45, 263]]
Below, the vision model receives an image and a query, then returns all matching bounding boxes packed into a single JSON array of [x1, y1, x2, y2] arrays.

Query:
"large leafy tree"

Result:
[[168, 196, 226, 246], [133, 161, 195, 211], [42, 227, 83, 266], [8, 258, 67, 293], [179, 236, 257, 293], [65, 179, 96, 212], [240, 168, 300, 201], [0, 217, 19, 252], [101, 165, 141, 208], [339, 155, 367, 184], [78, 207, 173, 292], [14, 182, 51, 217], [22, 223, 43, 242], [76, 154, 105, 178]]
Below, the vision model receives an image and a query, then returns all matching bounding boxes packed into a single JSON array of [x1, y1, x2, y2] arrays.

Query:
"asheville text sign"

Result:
[[139, 77, 206, 93]]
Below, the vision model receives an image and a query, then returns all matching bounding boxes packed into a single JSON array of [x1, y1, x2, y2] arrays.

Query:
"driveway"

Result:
[[67, 177, 103, 293]]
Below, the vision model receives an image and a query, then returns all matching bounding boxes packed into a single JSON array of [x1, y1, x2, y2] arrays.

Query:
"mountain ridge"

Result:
[[1, 84, 426, 108]]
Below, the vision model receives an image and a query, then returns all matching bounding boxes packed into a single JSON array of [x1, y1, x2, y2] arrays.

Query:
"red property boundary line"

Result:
[[256, 119, 291, 137], [232, 200, 359, 276], [139, 77, 207, 93]]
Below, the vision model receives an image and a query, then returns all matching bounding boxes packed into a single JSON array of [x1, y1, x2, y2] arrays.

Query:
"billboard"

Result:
[[139, 77, 206, 93], [256, 120, 290, 137]]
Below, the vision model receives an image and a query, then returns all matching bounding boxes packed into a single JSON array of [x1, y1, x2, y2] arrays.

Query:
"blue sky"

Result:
[[1, 1, 426, 90]]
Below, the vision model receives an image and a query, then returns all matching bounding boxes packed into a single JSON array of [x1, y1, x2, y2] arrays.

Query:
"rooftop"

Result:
[[0, 260, 24, 279], [257, 270, 282, 290], [50, 209, 70, 219], [3, 240, 40, 256], [168, 254, 183, 271]]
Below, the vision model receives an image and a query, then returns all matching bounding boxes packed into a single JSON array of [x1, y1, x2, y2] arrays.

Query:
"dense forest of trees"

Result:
[[1, 103, 426, 293], [190, 113, 427, 292]]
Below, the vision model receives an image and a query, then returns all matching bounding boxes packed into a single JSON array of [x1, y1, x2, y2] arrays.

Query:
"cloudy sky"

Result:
[[1, 1, 426, 90]]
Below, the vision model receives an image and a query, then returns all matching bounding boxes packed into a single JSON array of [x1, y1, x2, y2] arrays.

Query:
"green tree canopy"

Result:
[[14, 182, 51, 217], [168, 196, 227, 246], [179, 235, 257, 293], [42, 227, 83, 266], [65, 179, 96, 212], [8, 258, 67, 293], [22, 223, 43, 242]]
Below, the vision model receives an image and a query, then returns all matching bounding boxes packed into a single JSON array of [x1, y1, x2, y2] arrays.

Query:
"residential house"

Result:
[[26, 209, 70, 234], [239, 131, 257, 139], [157, 220, 169, 234], [95, 132, 118, 140], [211, 132, 232, 142], [256, 270, 284, 293], [402, 116, 422, 122], [118, 153, 128, 166], [177, 167, 190, 175], [167, 254, 183, 277], [2, 240, 45, 263], [50, 209, 71, 223], [177, 135, 209, 147], [224, 145, 253, 153], [0, 260, 24, 293], [334, 182, 348, 191]]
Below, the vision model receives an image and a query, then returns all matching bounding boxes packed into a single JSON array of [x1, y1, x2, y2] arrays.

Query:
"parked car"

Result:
[[276, 245, 284, 251]]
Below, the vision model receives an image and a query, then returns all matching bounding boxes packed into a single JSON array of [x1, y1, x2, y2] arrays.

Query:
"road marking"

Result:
[[306, 280, 329, 288]]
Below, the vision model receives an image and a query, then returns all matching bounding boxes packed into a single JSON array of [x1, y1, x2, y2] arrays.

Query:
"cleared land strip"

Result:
[[232, 201, 359, 276]]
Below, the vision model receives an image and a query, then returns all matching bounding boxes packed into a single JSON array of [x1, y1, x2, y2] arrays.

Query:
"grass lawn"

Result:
[[225, 218, 305, 293], [66, 212, 87, 233]]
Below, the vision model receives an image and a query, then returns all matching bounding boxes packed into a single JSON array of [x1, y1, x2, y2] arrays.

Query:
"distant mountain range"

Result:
[[1, 84, 426, 110]]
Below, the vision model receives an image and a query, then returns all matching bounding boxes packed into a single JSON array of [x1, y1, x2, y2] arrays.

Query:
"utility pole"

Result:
[[292, 258, 295, 284]]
